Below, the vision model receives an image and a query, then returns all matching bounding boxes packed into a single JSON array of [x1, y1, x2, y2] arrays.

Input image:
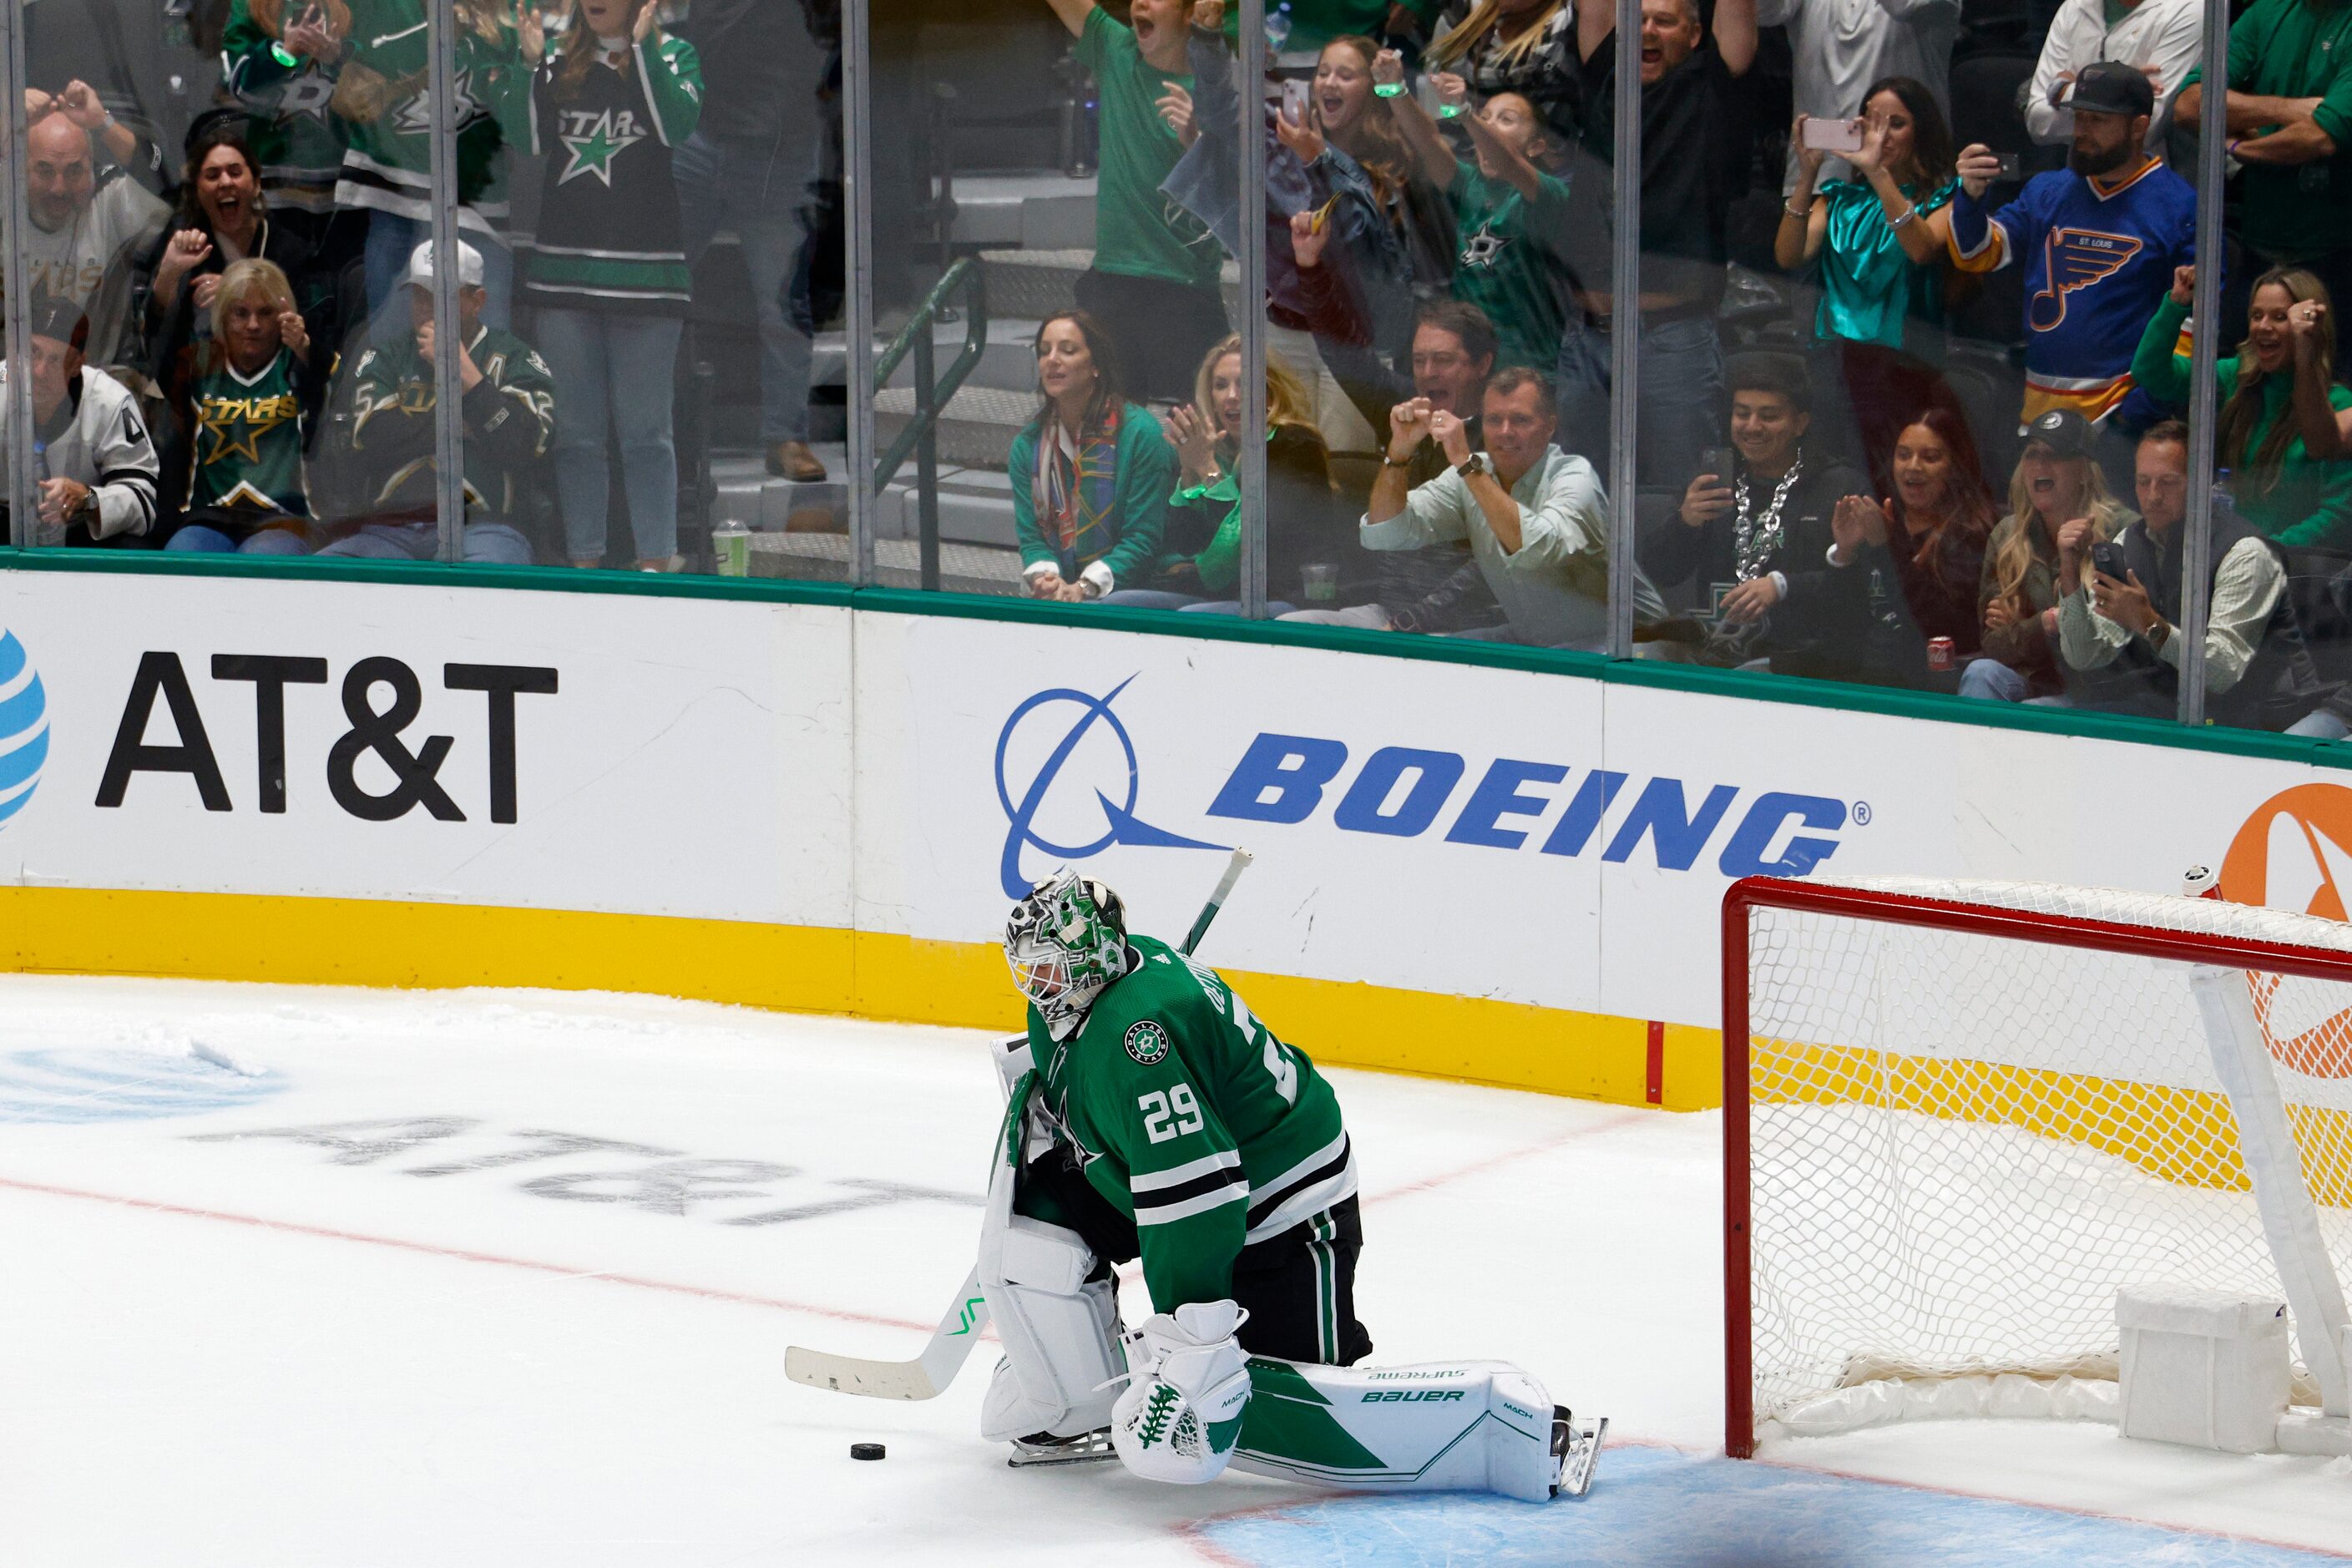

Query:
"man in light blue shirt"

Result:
[[1361, 367, 1664, 650]]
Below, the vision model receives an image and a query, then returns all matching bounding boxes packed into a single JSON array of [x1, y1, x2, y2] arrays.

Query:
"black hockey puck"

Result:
[[850, 1442, 886, 1461]]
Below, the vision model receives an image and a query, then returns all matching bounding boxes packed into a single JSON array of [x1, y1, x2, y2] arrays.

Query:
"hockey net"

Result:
[[1725, 876, 2352, 1456]]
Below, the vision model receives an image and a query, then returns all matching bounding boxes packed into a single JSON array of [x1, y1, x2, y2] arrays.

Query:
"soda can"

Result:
[[712, 518, 751, 578], [1927, 635, 1954, 672]]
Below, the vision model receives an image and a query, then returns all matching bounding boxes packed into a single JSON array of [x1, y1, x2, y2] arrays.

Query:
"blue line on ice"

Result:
[[1196, 1443, 2344, 1566]]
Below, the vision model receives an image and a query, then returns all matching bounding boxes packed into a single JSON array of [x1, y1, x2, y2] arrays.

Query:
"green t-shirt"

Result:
[[1447, 160, 1574, 369], [1075, 7, 1222, 289], [1024, 934, 1356, 1313], [2183, 0, 2352, 260]]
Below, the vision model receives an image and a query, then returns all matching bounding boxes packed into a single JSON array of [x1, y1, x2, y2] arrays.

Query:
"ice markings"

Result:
[[0, 1046, 286, 1124], [186, 1116, 982, 1227], [1194, 1444, 2347, 1566]]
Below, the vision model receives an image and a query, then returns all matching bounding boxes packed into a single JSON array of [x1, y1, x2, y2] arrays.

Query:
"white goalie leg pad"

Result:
[[1230, 1358, 1563, 1502], [1111, 1300, 1253, 1485], [976, 1143, 1125, 1443]]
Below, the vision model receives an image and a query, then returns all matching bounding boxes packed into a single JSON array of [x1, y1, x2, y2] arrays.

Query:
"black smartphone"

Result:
[[2091, 541, 2130, 580], [1699, 447, 1736, 485]]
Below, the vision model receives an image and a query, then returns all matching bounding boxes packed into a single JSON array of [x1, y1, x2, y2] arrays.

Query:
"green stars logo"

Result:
[[1125, 1019, 1171, 1066], [557, 108, 645, 187]]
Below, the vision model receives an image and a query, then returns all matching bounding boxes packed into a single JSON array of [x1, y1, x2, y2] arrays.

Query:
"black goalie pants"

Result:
[[1019, 1146, 1373, 1368]]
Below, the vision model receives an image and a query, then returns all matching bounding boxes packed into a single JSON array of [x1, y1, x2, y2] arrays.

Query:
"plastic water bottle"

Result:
[[2211, 468, 2240, 533], [711, 517, 751, 578], [31, 439, 62, 548], [1265, 3, 1292, 53]]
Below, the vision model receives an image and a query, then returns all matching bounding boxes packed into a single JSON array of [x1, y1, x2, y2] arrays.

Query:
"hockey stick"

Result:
[[784, 848, 1254, 1402]]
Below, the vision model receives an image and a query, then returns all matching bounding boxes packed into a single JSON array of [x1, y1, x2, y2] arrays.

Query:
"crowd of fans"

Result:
[[3, 0, 834, 570], [988, 0, 2352, 731], [17, 0, 2352, 731]]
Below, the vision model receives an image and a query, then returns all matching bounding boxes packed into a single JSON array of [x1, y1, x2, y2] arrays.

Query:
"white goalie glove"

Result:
[[1110, 1300, 1253, 1485]]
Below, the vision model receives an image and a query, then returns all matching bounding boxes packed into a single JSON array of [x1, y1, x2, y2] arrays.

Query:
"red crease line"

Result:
[[0, 1173, 936, 1334]]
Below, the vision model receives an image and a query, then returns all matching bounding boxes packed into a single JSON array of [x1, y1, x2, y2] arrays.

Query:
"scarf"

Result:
[[1035, 402, 1123, 573]]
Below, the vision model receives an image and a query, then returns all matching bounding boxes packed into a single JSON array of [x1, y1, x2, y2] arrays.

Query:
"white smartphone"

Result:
[[1281, 78, 1311, 124], [1800, 118, 1864, 154]]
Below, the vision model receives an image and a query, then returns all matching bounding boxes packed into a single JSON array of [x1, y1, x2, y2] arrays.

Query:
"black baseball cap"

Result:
[[2071, 60, 2156, 120], [24, 286, 87, 353], [2023, 407, 2093, 461]]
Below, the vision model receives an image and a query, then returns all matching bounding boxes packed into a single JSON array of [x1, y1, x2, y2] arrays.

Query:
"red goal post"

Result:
[[1722, 875, 2352, 1459]]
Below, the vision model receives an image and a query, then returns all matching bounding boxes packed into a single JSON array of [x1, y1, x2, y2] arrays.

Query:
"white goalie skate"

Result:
[[1552, 1408, 1608, 1498]]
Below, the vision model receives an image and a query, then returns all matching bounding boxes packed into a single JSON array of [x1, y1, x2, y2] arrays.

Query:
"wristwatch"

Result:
[[1456, 453, 1493, 480], [1380, 451, 1414, 469], [2147, 619, 2172, 651]]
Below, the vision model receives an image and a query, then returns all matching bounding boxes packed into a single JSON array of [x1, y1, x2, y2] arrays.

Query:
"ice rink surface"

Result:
[[6, 974, 2352, 1566]]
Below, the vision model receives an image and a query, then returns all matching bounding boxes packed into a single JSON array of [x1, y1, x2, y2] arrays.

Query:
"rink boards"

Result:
[[3, 559, 2349, 1110]]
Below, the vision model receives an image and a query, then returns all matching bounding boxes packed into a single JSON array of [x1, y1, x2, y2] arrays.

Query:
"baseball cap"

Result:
[[24, 285, 88, 353], [404, 238, 486, 290], [2070, 60, 2156, 121], [2023, 407, 2093, 461]]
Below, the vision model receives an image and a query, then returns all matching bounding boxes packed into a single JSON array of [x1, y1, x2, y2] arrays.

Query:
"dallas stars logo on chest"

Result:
[[278, 67, 336, 126], [393, 70, 486, 136], [1460, 219, 1510, 271], [558, 108, 645, 187]]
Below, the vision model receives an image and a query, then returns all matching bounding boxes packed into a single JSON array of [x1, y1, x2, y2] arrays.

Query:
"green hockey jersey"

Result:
[[220, 0, 351, 215], [1026, 934, 1357, 1313], [185, 348, 313, 518], [332, 0, 528, 225]]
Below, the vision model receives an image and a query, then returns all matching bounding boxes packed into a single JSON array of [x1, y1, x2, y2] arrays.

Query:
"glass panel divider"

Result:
[[426, 0, 466, 564], [2, 0, 33, 547], [1603, 0, 1642, 660], [844, 0, 878, 589], [1237, 0, 1269, 620], [2176, 0, 2233, 727]]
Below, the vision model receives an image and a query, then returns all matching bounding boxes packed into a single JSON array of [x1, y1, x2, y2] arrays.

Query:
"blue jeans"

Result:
[[674, 132, 814, 446], [317, 520, 533, 564], [536, 308, 684, 564], [1958, 658, 2074, 706], [362, 211, 514, 332], [1554, 312, 1723, 491], [167, 524, 311, 554], [2288, 708, 2351, 740]]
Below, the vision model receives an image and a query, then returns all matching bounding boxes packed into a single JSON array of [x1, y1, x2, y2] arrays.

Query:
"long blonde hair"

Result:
[[249, 0, 353, 41], [2222, 267, 2332, 498], [1429, 0, 1569, 71], [1986, 453, 2127, 611], [1195, 336, 1320, 459], [1314, 37, 1414, 204]]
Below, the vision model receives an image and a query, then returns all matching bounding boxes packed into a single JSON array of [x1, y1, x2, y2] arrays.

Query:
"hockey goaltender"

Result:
[[984, 869, 1601, 1498]]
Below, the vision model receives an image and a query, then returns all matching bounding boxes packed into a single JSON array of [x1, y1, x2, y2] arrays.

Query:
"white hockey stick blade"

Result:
[[1557, 1415, 1607, 1499], [785, 1268, 990, 1402]]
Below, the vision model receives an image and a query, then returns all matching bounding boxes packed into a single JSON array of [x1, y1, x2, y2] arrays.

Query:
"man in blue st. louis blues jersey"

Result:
[[1946, 61, 2197, 433]]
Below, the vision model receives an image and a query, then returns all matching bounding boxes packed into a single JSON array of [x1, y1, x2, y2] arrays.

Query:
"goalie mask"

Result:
[[1005, 871, 1132, 1036]]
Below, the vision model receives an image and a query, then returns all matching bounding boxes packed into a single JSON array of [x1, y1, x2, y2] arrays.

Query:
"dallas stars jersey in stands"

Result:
[[185, 348, 312, 518], [1026, 934, 1357, 1313], [333, 0, 528, 226], [1948, 159, 2197, 424], [221, 0, 350, 215], [523, 34, 703, 316]]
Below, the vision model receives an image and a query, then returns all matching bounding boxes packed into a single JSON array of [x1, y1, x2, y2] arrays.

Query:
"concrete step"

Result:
[[943, 173, 1096, 251], [813, 315, 1041, 398], [979, 247, 1247, 328], [875, 382, 1034, 472], [716, 448, 1020, 551], [747, 529, 1025, 596]]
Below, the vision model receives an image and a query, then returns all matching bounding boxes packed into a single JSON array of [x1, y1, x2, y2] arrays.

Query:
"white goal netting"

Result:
[[1738, 877, 2352, 1444]]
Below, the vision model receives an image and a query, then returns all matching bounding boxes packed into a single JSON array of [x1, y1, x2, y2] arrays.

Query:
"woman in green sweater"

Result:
[[1009, 312, 1176, 601], [2132, 264, 2352, 549]]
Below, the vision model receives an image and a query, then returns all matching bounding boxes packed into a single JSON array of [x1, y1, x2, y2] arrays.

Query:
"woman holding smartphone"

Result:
[[1775, 77, 1963, 492]]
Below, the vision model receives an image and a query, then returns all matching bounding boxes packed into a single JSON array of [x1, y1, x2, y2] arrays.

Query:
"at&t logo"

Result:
[[0, 628, 49, 830]]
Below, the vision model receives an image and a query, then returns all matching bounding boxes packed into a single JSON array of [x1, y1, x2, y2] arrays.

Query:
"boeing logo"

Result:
[[995, 676, 1228, 898], [0, 628, 50, 832], [995, 682, 1857, 889]]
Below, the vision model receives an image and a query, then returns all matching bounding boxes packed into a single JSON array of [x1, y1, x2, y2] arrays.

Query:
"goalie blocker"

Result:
[[981, 870, 1590, 1500]]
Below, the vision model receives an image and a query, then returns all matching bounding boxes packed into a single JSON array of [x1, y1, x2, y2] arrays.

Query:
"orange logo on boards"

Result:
[[2220, 784, 2352, 1078]]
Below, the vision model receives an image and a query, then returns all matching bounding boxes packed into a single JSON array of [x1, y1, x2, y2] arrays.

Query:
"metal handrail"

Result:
[[872, 256, 989, 594], [873, 258, 989, 488]]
